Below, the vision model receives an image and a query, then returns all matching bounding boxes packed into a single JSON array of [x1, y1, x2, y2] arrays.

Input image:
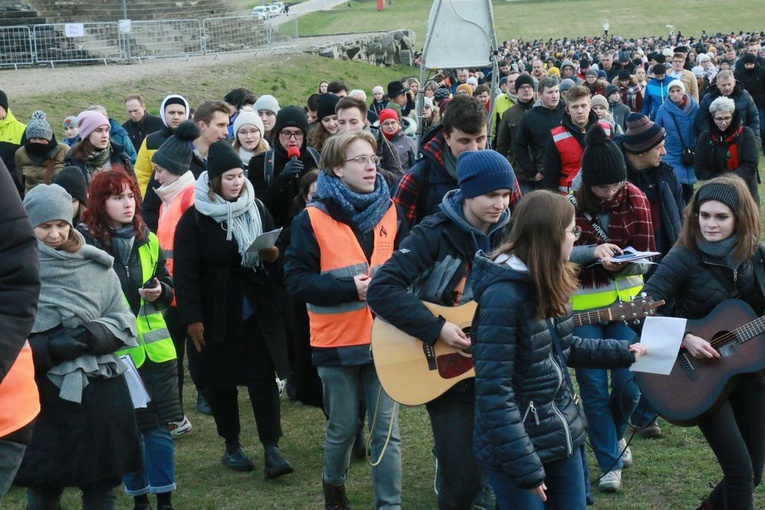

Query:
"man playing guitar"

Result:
[[368, 150, 519, 509]]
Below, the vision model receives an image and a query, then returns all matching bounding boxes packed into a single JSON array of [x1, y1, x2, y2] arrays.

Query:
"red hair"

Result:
[[81, 170, 146, 247]]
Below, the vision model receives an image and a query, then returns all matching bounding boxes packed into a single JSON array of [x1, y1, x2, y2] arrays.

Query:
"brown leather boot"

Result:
[[323, 480, 351, 510]]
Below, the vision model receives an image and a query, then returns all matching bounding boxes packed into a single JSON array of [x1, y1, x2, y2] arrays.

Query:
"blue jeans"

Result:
[[318, 364, 402, 509], [123, 426, 176, 496], [574, 322, 640, 474], [488, 449, 586, 510]]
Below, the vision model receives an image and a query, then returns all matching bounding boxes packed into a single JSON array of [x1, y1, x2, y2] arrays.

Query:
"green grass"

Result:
[[294, 0, 765, 42], [4, 372, 765, 509]]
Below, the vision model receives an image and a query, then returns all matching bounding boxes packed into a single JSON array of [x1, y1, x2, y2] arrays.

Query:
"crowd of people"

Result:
[[0, 26, 764, 510]]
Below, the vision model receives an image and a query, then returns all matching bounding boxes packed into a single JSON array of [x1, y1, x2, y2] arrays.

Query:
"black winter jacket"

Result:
[[695, 82, 761, 145], [512, 103, 566, 180], [620, 140, 685, 257], [64, 141, 135, 185], [173, 199, 291, 385], [122, 113, 164, 155], [695, 110, 760, 204], [735, 64, 765, 108], [641, 244, 765, 321], [470, 252, 635, 489], [367, 190, 510, 345]]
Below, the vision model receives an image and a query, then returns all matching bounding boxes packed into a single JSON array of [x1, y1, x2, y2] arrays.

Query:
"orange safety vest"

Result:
[[551, 121, 611, 191], [0, 342, 40, 437], [157, 185, 195, 306], [305, 203, 397, 349]]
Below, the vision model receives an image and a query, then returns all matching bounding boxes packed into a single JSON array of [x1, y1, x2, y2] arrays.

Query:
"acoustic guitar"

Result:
[[372, 295, 663, 405], [634, 299, 765, 426]]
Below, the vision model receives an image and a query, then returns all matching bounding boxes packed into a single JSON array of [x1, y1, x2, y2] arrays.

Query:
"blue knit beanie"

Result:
[[457, 150, 516, 199]]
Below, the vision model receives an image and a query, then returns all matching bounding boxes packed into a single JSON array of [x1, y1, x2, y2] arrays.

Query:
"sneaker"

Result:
[[635, 419, 661, 438], [168, 415, 192, 436], [433, 449, 441, 496], [276, 377, 286, 397], [222, 443, 255, 472], [598, 469, 622, 493], [618, 438, 633, 468]]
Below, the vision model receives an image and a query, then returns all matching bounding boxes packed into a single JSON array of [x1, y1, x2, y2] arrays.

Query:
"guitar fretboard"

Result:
[[718, 314, 765, 347]]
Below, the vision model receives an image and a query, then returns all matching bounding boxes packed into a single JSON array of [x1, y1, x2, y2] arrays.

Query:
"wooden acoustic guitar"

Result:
[[634, 299, 765, 426], [372, 295, 663, 405]]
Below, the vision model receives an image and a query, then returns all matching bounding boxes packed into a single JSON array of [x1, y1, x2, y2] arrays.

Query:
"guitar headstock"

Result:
[[610, 294, 666, 322]]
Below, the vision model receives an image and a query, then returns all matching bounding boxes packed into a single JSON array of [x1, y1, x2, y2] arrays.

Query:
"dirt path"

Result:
[[1, 33, 365, 99]]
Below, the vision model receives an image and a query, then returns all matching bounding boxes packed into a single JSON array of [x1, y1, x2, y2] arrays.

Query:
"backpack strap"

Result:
[[264, 149, 276, 186]]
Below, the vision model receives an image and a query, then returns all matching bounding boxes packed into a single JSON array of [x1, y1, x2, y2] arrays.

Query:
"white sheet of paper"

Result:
[[119, 355, 151, 409], [630, 316, 687, 375], [245, 228, 283, 253]]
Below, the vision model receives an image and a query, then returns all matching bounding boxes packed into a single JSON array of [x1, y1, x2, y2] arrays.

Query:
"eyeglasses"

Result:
[[279, 130, 304, 139], [238, 129, 260, 137], [345, 155, 382, 166], [569, 225, 582, 240], [714, 115, 733, 124]]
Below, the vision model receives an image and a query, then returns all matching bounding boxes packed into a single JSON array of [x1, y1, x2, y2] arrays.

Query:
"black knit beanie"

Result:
[[152, 120, 200, 176], [207, 140, 243, 180], [316, 94, 340, 121], [272, 106, 309, 137], [581, 124, 627, 186], [697, 181, 739, 214], [53, 166, 88, 205]]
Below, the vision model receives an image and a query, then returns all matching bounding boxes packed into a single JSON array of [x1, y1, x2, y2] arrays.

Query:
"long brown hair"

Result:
[[492, 190, 579, 319], [678, 174, 760, 263], [58, 227, 83, 253]]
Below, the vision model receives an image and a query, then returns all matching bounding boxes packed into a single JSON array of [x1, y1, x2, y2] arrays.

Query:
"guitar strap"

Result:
[[567, 194, 610, 243]]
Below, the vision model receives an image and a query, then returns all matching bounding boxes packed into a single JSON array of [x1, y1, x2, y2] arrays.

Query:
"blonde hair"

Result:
[[319, 131, 377, 175]]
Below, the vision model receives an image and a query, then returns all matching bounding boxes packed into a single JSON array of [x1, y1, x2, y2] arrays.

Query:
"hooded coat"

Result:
[[655, 93, 700, 185]]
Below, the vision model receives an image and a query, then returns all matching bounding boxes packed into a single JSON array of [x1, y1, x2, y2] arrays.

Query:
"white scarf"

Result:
[[194, 172, 263, 267], [155, 171, 195, 205]]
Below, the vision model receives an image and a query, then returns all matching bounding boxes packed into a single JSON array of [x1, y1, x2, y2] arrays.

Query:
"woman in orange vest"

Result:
[[152, 119, 208, 432], [0, 160, 40, 498], [285, 131, 409, 509]]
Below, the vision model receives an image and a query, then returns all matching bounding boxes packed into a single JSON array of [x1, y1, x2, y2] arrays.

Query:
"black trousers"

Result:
[[698, 374, 765, 510], [207, 323, 282, 448], [164, 306, 203, 406]]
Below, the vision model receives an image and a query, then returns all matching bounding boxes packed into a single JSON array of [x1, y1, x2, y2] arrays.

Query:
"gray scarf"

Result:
[[34, 231, 138, 402], [194, 171, 263, 267]]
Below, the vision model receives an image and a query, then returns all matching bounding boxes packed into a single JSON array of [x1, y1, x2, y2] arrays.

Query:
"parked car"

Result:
[[251, 5, 270, 19], [268, 2, 285, 14]]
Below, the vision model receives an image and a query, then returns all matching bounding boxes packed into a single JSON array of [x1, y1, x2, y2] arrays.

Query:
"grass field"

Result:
[[294, 0, 765, 43], [3, 1, 765, 508]]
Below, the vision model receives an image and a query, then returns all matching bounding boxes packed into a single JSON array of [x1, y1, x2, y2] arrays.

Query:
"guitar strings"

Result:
[[707, 316, 765, 348]]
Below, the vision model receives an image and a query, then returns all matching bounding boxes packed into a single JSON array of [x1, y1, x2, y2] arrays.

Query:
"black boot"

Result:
[[196, 389, 212, 415], [264, 445, 294, 479], [222, 441, 255, 472], [323, 480, 351, 510]]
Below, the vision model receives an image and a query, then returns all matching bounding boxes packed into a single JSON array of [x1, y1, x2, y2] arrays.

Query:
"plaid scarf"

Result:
[[575, 182, 656, 288]]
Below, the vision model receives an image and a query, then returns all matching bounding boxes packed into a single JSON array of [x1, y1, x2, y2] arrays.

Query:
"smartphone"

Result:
[[142, 278, 157, 289]]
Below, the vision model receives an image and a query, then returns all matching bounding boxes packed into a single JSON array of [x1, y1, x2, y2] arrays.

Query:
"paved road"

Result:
[[268, 0, 349, 26]]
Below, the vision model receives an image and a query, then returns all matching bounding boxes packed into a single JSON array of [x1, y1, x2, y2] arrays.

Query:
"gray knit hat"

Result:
[[23, 183, 73, 227], [63, 115, 79, 129], [152, 120, 200, 176], [27, 110, 53, 141], [697, 181, 739, 214], [254, 94, 280, 115]]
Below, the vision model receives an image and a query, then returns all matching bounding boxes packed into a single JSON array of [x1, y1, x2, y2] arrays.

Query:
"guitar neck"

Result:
[[573, 308, 611, 327], [735, 315, 765, 344]]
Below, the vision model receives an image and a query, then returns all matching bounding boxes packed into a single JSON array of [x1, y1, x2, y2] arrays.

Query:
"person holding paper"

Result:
[[470, 190, 647, 510], [77, 170, 180, 510], [15, 184, 140, 510], [568, 124, 656, 493], [641, 174, 765, 510], [173, 140, 294, 478]]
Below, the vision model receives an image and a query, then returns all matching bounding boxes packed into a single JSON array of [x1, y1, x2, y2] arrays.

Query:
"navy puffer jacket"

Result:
[[470, 252, 636, 489]]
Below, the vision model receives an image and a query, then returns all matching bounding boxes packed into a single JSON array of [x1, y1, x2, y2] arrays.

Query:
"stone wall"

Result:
[[309, 29, 416, 66]]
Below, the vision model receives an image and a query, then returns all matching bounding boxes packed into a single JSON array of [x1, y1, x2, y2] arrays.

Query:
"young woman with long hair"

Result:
[[65, 111, 133, 184], [641, 174, 765, 510], [78, 170, 181, 510], [470, 190, 646, 510]]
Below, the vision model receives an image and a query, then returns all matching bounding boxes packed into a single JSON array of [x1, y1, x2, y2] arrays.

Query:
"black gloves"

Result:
[[281, 159, 304, 179], [48, 326, 91, 362]]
